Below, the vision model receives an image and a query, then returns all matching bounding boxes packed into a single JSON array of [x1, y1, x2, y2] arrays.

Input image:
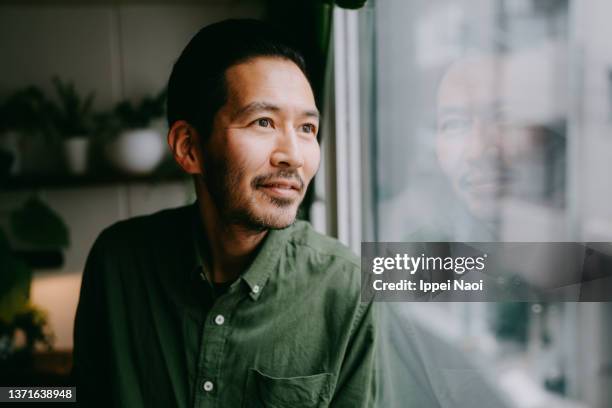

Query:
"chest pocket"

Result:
[[244, 368, 334, 408]]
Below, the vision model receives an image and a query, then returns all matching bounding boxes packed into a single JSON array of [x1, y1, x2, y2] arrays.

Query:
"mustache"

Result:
[[252, 170, 305, 191], [458, 160, 516, 189]]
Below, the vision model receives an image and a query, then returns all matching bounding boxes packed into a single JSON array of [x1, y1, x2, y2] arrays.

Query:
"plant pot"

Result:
[[106, 128, 165, 175], [63, 137, 90, 175]]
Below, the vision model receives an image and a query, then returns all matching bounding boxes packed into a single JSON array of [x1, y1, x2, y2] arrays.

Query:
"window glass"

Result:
[[362, 1, 612, 407]]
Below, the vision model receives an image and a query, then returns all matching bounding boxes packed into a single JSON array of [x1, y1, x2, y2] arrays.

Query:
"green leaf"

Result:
[[0, 274, 30, 324], [0, 230, 32, 323], [0, 86, 51, 133], [50, 77, 96, 137], [9, 197, 69, 248], [113, 88, 167, 129]]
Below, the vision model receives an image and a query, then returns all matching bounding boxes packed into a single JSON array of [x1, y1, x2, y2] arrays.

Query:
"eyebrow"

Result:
[[439, 101, 508, 117], [231, 101, 320, 121]]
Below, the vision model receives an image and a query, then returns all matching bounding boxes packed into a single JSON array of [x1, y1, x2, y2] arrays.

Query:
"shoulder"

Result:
[[285, 221, 375, 335], [83, 204, 195, 289], [92, 204, 193, 256], [284, 220, 362, 299], [287, 220, 360, 268]]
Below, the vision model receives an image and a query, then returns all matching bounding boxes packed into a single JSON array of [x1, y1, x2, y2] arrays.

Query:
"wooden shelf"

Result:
[[0, 170, 189, 191]]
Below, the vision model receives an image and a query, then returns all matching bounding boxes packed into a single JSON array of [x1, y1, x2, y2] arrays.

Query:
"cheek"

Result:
[[226, 132, 271, 173], [436, 135, 463, 175], [302, 140, 321, 181]]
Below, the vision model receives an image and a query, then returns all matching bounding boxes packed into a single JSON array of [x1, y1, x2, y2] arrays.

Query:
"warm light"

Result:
[[30, 271, 83, 351]]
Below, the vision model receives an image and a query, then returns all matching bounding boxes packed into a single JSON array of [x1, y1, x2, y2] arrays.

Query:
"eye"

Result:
[[300, 123, 317, 134], [255, 118, 272, 128], [440, 117, 472, 134]]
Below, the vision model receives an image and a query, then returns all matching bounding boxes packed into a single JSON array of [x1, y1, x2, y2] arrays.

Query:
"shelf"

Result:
[[0, 170, 189, 191]]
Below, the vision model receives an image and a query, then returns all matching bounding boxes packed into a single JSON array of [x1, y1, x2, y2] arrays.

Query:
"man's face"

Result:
[[435, 54, 558, 222], [200, 56, 320, 230]]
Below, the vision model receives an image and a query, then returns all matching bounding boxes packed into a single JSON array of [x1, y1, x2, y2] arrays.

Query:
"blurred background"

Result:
[[1, 0, 611, 407], [353, 0, 612, 407]]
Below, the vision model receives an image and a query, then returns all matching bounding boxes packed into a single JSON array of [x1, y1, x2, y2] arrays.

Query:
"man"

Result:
[[72, 19, 375, 408]]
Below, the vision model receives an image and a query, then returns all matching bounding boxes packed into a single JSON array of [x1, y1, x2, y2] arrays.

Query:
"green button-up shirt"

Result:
[[73, 203, 376, 407]]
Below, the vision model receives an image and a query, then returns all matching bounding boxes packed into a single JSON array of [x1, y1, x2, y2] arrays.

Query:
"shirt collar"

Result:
[[190, 202, 292, 301]]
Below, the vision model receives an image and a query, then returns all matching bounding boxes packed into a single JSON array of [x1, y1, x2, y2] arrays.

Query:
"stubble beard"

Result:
[[202, 154, 302, 232]]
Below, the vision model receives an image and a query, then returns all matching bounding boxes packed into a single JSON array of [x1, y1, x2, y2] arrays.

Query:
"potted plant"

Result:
[[106, 89, 167, 175], [0, 86, 53, 175], [0, 196, 68, 373], [47, 78, 96, 175]]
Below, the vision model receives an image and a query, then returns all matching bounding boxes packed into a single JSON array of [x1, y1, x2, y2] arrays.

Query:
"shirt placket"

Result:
[[193, 286, 243, 408]]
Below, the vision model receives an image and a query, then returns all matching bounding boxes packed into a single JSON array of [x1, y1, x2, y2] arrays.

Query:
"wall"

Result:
[[0, 0, 265, 350], [0, 1, 265, 106]]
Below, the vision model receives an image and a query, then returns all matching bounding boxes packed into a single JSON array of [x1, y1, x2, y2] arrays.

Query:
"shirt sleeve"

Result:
[[72, 234, 113, 408], [330, 298, 377, 408]]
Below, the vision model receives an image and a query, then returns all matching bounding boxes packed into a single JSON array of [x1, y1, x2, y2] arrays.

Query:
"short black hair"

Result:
[[167, 19, 309, 138]]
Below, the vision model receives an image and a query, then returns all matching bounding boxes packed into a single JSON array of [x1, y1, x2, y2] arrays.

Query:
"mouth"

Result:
[[256, 180, 302, 199], [460, 173, 512, 195]]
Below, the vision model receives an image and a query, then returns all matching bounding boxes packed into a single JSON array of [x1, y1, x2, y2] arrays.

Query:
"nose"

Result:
[[270, 127, 304, 169], [464, 118, 502, 162]]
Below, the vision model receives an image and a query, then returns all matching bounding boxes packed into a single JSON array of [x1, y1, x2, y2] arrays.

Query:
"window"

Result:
[[337, 0, 612, 406]]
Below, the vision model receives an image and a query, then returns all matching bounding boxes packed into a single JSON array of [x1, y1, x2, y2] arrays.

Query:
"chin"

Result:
[[236, 200, 298, 231], [266, 219, 296, 230], [258, 208, 299, 230], [465, 198, 502, 224]]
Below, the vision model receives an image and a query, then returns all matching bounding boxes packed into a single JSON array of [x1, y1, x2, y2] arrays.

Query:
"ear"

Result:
[[167, 120, 202, 174]]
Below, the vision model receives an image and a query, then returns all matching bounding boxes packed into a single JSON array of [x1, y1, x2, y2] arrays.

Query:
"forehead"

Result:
[[223, 56, 317, 113], [437, 48, 566, 123], [437, 57, 501, 110]]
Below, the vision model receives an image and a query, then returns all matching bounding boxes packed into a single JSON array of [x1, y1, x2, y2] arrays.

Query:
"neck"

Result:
[[195, 181, 268, 284]]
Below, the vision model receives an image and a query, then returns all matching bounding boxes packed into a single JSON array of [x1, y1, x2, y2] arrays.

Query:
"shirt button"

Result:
[[252, 285, 260, 294], [214, 314, 225, 325], [203, 380, 214, 392]]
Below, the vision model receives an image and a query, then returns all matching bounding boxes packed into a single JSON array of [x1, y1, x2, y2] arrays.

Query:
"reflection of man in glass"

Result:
[[376, 47, 573, 408], [435, 48, 566, 239]]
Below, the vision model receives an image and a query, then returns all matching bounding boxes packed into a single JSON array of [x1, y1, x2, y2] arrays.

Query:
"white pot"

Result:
[[107, 128, 165, 175], [63, 137, 89, 175]]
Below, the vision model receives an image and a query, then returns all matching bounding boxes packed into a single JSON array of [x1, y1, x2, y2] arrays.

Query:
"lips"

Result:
[[258, 179, 301, 191], [459, 173, 516, 199], [255, 178, 303, 200], [460, 169, 513, 188]]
